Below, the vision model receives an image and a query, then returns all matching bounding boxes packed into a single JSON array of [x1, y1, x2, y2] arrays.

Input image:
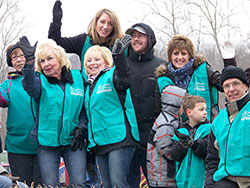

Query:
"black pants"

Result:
[[214, 178, 240, 188], [8, 153, 42, 187]]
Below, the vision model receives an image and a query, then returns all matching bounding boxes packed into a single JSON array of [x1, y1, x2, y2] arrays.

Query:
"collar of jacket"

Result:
[[7, 71, 22, 79], [128, 47, 154, 62], [226, 92, 250, 116], [44, 66, 73, 84]]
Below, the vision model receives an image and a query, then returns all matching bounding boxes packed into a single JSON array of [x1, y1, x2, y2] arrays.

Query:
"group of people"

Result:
[[1, 0, 250, 188]]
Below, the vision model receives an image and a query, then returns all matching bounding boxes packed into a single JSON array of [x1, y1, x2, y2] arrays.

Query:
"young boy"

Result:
[[171, 95, 211, 188], [147, 85, 187, 188]]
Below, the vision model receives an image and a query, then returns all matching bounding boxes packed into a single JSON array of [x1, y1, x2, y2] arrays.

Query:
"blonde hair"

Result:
[[35, 39, 71, 73], [167, 35, 195, 62], [84, 45, 113, 75], [87, 8, 123, 47]]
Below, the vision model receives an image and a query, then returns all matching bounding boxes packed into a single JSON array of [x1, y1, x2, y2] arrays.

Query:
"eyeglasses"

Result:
[[131, 33, 147, 39], [12, 54, 25, 61], [222, 81, 242, 90]]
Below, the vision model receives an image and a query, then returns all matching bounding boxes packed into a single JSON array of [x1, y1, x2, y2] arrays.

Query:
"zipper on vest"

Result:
[[60, 86, 66, 144]]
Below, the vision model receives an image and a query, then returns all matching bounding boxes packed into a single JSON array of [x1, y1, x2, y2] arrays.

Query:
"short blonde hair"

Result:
[[35, 39, 71, 73], [87, 8, 123, 47], [84, 45, 113, 75], [167, 35, 195, 62]]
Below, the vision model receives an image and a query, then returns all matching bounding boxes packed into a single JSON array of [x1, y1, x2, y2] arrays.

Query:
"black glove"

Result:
[[53, 0, 62, 23], [70, 127, 87, 151], [245, 68, 250, 85], [175, 130, 194, 148], [112, 34, 131, 55], [19, 36, 37, 62]]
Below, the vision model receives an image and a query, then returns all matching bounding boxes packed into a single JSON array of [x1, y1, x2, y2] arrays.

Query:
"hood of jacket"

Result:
[[161, 85, 186, 116], [128, 23, 156, 57], [7, 71, 22, 79], [155, 54, 206, 78]]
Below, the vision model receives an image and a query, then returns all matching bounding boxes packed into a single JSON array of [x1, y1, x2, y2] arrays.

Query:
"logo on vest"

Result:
[[96, 83, 112, 94], [70, 87, 84, 96], [194, 82, 205, 91], [241, 110, 250, 121]]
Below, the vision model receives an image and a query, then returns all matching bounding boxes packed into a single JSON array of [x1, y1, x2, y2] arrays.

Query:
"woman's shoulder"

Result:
[[193, 54, 207, 70]]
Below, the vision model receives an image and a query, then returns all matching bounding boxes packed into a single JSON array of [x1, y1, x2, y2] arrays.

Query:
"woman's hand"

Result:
[[53, 0, 62, 23]]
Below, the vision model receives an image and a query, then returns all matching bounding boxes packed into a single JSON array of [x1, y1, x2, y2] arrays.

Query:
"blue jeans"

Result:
[[0, 175, 28, 188], [85, 162, 102, 188], [96, 145, 136, 188], [128, 146, 148, 188], [38, 145, 87, 187]]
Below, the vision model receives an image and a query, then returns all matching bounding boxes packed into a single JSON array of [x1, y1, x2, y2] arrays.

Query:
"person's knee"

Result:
[[0, 176, 13, 188]]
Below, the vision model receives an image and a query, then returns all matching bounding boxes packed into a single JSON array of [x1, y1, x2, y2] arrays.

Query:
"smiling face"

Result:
[[86, 51, 107, 77], [39, 50, 61, 79], [96, 13, 113, 43], [171, 49, 190, 69], [11, 48, 25, 72], [131, 30, 149, 53], [223, 78, 248, 102]]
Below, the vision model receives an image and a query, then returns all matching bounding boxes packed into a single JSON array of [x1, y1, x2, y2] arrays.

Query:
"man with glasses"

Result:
[[125, 23, 167, 187], [205, 65, 250, 188], [0, 42, 41, 186]]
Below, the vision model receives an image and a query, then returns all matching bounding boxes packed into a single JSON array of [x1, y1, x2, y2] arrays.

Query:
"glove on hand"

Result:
[[19, 36, 37, 62], [70, 127, 87, 151], [221, 40, 235, 59], [53, 0, 62, 23], [175, 130, 194, 148], [112, 34, 131, 55]]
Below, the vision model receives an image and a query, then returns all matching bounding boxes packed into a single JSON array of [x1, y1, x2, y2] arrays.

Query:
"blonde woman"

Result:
[[84, 36, 140, 188], [21, 37, 87, 187], [49, 0, 123, 80]]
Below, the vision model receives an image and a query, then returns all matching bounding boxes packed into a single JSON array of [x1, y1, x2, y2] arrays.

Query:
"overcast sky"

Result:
[[20, 0, 136, 44]]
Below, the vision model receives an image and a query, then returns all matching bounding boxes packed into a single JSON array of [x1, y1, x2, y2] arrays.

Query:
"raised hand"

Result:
[[53, 0, 62, 23], [112, 34, 131, 55], [19, 36, 37, 62]]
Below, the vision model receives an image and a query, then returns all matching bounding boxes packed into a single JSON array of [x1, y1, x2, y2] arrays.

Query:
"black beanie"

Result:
[[6, 42, 21, 67], [220, 65, 249, 87]]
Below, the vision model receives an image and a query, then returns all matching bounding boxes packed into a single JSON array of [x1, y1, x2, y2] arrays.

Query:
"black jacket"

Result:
[[126, 23, 167, 147]]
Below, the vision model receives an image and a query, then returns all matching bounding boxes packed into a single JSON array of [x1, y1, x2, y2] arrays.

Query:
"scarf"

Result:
[[168, 58, 194, 88]]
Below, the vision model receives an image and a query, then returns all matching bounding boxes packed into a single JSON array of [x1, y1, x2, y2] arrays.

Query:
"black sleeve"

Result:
[[112, 53, 130, 91], [170, 140, 188, 162], [204, 131, 219, 188], [191, 136, 208, 159], [48, 22, 86, 58], [154, 79, 161, 119]]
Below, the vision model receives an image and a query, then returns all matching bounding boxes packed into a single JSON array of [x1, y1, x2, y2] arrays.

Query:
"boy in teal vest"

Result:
[[171, 95, 211, 188], [205, 66, 250, 188]]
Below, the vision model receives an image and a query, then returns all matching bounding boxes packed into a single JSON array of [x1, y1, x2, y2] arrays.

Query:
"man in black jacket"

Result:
[[125, 23, 167, 187]]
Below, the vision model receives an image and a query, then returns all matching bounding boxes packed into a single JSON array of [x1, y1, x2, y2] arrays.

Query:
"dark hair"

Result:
[[182, 95, 206, 116]]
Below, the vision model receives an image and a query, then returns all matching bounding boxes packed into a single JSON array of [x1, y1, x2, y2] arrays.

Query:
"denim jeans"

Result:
[[38, 145, 87, 187], [85, 161, 102, 188], [0, 175, 28, 188], [96, 145, 136, 188], [128, 146, 148, 188]]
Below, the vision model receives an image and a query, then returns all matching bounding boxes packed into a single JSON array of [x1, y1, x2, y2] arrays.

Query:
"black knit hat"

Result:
[[6, 42, 21, 67], [220, 65, 249, 87]]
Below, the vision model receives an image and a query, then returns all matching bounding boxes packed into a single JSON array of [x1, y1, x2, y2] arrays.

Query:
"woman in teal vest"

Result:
[[84, 35, 140, 188], [20, 37, 87, 187], [155, 35, 237, 122], [0, 42, 41, 186], [48, 0, 124, 81]]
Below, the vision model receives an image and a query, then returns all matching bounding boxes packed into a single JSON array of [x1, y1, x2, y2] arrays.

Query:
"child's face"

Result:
[[188, 102, 207, 125]]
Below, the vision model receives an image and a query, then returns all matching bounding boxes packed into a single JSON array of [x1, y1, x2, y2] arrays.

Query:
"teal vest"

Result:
[[80, 35, 128, 81], [157, 63, 218, 121], [212, 102, 250, 181], [172, 124, 211, 188], [37, 70, 84, 147], [85, 67, 139, 149], [3, 77, 37, 154]]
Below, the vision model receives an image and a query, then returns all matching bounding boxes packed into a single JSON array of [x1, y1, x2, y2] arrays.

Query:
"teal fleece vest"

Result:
[[172, 123, 211, 188], [2, 77, 37, 154], [37, 70, 84, 147], [157, 63, 218, 121], [212, 101, 250, 181], [85, 67, 139, 149]]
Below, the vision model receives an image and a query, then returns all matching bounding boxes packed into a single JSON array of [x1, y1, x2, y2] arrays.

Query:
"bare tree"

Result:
[[0, 0, 26, 146]]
